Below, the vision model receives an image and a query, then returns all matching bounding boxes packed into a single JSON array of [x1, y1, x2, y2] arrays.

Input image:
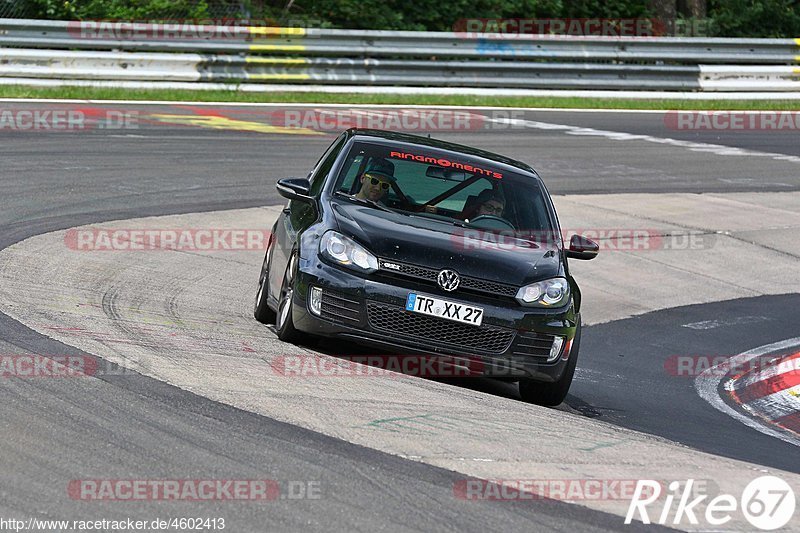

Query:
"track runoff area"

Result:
[[0, 100, 798, 531]]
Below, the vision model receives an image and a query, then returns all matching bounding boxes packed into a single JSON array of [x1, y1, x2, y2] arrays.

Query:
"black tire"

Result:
[[275, 251, 302, 343], [254, 239, 277, 324], [519, 318, 581, 407]]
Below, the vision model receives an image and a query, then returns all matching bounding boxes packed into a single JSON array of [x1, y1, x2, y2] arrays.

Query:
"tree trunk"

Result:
[[684, 0, 707, 18], [649, 0, 677, 35]]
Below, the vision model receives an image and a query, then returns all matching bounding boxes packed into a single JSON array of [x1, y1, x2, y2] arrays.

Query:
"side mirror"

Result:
[[276, 178, 313, 203], [566, 234, 599, 260]]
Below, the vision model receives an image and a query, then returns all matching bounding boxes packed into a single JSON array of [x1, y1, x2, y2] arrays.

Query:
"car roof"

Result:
[[345, 128, 541, 180]]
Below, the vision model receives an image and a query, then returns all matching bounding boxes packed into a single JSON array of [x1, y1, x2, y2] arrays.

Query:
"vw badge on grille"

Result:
[[437, 269, 460, 292]]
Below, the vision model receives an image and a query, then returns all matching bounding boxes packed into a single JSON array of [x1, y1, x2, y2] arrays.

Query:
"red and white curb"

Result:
[[696, 337, 800, 447], [728, 350, 800, 435]]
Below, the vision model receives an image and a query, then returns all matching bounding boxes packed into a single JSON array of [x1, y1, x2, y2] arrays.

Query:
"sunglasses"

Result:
[[482, 203, 504, 214], [365, 175, 392, 190]]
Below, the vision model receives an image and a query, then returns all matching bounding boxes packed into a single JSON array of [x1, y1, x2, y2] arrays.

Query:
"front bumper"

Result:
[[290, 258, 579, 381]]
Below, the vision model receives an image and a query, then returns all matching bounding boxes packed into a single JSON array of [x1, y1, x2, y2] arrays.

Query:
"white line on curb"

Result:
[[1, 97, 799, 113], [3, 78, 800, 99], [696, 337, 800, 447], [489, 117, 800, 164]]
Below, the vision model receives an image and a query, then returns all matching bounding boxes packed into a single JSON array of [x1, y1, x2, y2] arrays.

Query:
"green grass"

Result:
[[1, 85, 798, 110]]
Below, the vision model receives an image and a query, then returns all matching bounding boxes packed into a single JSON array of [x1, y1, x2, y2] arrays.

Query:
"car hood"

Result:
[[330, 201, 561, 286]]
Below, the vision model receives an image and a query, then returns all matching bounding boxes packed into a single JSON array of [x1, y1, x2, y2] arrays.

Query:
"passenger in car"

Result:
[[355, 159, 396, 203], [462, 188, 506, 220], [475, 190, 506, 217]]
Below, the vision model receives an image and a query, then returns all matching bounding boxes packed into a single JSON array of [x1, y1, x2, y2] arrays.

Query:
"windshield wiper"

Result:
[[334, 192, 397, 214]]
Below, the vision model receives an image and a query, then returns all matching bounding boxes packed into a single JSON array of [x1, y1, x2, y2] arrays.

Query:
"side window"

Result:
[[508, 183, 549, 232], [339, 154, 365, 194], [309, 134, 346, 194]]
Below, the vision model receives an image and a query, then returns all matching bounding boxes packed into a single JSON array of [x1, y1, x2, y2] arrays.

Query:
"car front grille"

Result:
[[320, 290, 361, 324], [366, 301, 515, 354], [460, 277, 518, 296], [378, 259, 518, 298], [511, 330, 557, 358]]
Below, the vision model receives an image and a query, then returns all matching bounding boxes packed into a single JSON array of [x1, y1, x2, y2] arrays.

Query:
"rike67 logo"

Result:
[[626, 477, 796, 530]]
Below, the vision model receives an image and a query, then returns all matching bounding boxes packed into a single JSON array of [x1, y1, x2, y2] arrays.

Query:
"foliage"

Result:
[[15, 0, 800, 37], [24, 0, 210, 20], [707, 0, 800, 38]]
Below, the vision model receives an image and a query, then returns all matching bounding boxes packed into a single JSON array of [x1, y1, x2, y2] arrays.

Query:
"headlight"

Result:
[[320, 231, 378, 273], [515, 277, 570, 307]]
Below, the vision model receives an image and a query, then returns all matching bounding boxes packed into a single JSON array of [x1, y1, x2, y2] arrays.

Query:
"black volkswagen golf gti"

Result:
[[254, 129, 598, 406]]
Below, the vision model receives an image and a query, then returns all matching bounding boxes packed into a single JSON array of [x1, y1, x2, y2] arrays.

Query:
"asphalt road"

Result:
[[2, 102, 799, 200], [1, 314, 646, 532], [1, 102, 798, 530], [507, 109, 800, 158], [472, 295, 800, 472]]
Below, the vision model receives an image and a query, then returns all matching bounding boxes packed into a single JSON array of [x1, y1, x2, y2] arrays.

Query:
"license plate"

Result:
[[405, 293, 484, 326]]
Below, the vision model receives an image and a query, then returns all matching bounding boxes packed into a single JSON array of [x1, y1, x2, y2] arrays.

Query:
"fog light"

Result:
[[548, 336, 566, 362], [309, 287, 323, 316]]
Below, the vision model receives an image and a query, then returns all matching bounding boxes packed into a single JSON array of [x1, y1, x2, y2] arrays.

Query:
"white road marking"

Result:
[[490, 117, 800, 164], [2, 81, 800, 99], [0, 97, 797, 112], [682, 316, 772, 330]]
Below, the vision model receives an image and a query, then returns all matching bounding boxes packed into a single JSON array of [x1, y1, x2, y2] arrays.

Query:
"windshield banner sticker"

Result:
[[388, 151, 503, 179]]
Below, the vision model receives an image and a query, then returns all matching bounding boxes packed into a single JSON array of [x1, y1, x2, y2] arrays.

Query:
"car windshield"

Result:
[[332, 141, 555, 238]]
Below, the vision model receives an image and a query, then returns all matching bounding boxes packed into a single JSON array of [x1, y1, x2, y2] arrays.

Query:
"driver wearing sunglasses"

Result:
[[355, 159, 396, 203]]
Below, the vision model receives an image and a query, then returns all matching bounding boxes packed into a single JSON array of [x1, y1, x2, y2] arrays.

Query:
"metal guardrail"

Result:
[[2, 18, 799, 63], [1, 19, 798, 91], [0, 49, 702, 89]]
